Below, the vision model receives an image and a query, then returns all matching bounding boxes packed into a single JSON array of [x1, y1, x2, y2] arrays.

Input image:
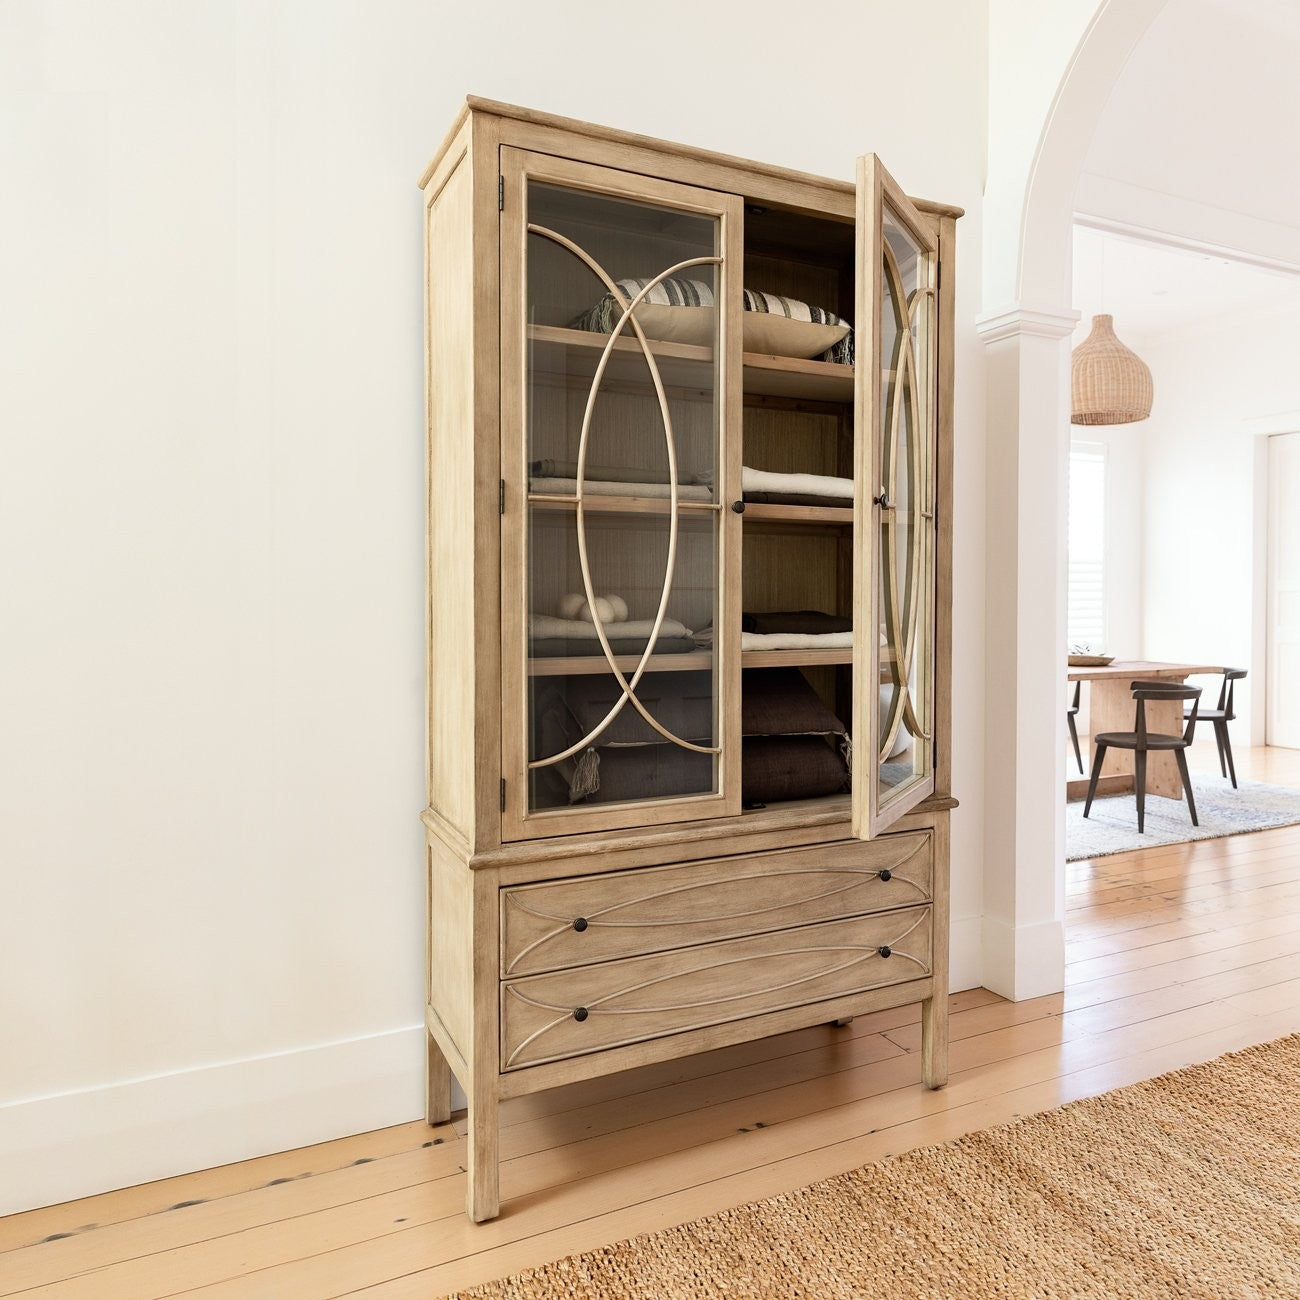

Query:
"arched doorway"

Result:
[[977, 0, 1168, 999]]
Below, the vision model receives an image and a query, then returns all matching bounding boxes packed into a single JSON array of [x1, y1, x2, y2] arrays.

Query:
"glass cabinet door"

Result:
[[499, 149, 742, 840], [852, 155, 939, 839]]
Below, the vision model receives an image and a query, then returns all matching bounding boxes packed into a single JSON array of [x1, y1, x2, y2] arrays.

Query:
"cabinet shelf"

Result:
[[528, 324, 856, 403], [528, 651, 713, 677], [742, 502, 853, 525], [528, 492, 720, 516], [526, 647, 898, 676]]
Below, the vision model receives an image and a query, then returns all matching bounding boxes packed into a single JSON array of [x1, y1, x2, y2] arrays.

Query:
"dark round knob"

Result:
[[731, 499, 746, 514], [572, 917, 588, 932], [878, 945, 893, 959], [878, 869, 892, 882], [873, 492, 891, 510], [573, 1006, 588, 1022]]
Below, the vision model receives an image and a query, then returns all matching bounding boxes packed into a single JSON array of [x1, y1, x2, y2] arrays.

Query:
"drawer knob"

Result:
[[878, 945, 893, 959], [731, 499, 746, 514], [573, 1006, 589, 1022], [572, 917, 589, 932], [878, 869, 892, 882]]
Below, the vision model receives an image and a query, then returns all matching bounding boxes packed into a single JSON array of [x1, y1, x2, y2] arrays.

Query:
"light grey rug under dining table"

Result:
[[1066, 773, 1300, 861]]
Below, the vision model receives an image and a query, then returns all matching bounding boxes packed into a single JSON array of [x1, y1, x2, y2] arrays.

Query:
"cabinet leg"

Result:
[[467, 1083, 500, 1223], [921, 994, 949, 1090], [426, 1028, 452, 1126]]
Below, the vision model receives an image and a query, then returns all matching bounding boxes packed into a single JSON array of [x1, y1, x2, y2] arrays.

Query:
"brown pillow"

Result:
[[743, 736, 850, 803], [742, 668, 847, 738]]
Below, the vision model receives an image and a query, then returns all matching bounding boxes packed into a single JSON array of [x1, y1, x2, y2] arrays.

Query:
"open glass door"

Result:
[[852, 155, 939, 840]]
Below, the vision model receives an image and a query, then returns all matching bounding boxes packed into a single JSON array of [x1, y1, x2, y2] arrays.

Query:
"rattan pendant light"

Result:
[[1071, 313, 1153, 425]]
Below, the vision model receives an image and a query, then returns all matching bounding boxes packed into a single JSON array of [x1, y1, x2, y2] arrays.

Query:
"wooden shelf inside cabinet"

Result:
[[741, 502, 853, 525], [528, 325, 855, 403], [741, 647, 852, 669], [528, 652, 714, 677], [528, 492, 720, 517]]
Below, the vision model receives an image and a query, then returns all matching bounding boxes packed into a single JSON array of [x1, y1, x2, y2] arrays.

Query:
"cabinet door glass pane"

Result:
[[877, 209, 934, 809], [523, 182, 722, 815]]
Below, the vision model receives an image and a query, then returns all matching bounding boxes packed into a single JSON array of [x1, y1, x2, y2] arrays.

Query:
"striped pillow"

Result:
[[573, 278, 854, 365]]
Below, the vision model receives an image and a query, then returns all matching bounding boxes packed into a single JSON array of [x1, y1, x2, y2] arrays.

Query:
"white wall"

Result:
[[0, 0, 990, 1212], [1140, 301, 1300, 745]]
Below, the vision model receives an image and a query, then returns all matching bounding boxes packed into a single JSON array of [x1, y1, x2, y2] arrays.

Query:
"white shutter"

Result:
[[1068, 441, 1107, 650]]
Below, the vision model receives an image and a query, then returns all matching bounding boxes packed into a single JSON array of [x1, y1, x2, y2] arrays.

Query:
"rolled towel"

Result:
[[742, 466, 854, 500], [557, 593, 630, 623]]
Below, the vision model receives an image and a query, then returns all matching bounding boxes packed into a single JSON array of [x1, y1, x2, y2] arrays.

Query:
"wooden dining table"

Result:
[[1066, 660, 1223, 801]]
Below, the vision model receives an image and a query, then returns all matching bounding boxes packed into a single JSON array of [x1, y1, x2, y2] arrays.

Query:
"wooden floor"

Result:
[[5, 743, 1300, 1299]]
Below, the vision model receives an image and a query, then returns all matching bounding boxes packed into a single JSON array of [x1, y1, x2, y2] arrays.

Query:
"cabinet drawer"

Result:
[[501, 905, 931, 1071], [500, 833, 931, 978]]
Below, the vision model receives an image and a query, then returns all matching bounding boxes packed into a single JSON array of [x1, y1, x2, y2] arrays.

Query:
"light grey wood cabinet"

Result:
[[421, 98, 959, 1221]]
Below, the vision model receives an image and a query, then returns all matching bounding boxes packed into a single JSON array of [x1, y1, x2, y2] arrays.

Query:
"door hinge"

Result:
[[500, 778, 507, 811], [498, 176, 504, 211], [499, 479, 505, 515]]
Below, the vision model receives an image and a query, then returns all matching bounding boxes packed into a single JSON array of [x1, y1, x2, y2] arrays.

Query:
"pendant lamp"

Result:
[[1070, 313, 1152, 425]]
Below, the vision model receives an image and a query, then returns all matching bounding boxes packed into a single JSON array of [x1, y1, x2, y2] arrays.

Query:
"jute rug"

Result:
[[1066, 774, 1300, 861], [453, 1036, 1300, 1299]]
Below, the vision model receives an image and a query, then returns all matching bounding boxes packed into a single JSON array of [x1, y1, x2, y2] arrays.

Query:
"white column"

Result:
[[976, 305, 1078, 1001]]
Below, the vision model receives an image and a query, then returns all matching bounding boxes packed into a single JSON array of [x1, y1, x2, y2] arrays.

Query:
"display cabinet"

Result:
[[421, 98, 959, 1221]]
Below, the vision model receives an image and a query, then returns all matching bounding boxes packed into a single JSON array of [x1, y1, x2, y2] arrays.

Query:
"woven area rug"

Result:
[[453, 1036, 1300, 1300], [1066, 773, 1300, 861]]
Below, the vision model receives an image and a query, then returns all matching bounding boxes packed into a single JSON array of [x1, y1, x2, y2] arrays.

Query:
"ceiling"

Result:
[[1082, 0, 1300, 231], [1072, 225, 1300, 345]]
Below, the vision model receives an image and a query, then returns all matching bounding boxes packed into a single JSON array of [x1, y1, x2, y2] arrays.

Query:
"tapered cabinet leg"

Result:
[[921, 993, 949, 1089], [426, 1027, 452, 1126], [467, 1083, 500, 1223]]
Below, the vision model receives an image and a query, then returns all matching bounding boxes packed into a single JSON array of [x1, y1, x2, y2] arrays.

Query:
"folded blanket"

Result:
[[743, 490, 853, 509], [530, 614, 694, 641], [530, 476, 713, 502], [741, 631, 853, 650], [742, 466, 854, 500], [744, 611, 852, 636]]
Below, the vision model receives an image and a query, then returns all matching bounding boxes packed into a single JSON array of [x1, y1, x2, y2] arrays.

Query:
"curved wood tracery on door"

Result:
[[878, 234, 935, 765], [524, 225, 723, 770]]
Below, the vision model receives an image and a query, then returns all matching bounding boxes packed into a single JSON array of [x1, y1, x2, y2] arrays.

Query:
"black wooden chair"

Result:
[[1067, 679, 1084, 774], [1187, 668, 1246, 789], [1084, 680, 1201, 834]]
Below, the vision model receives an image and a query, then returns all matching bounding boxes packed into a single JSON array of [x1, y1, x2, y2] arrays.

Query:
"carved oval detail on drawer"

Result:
[[500, 834, 932, 978], [500, 905, 932, 1070]]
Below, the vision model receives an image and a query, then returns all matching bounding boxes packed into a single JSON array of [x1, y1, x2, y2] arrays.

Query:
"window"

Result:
[[1068, 441, 1107, 649]]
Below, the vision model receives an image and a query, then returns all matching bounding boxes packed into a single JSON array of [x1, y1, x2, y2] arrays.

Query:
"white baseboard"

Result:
[[981, 914, 1066, 1001], [0, 1026, 431, 1217]]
